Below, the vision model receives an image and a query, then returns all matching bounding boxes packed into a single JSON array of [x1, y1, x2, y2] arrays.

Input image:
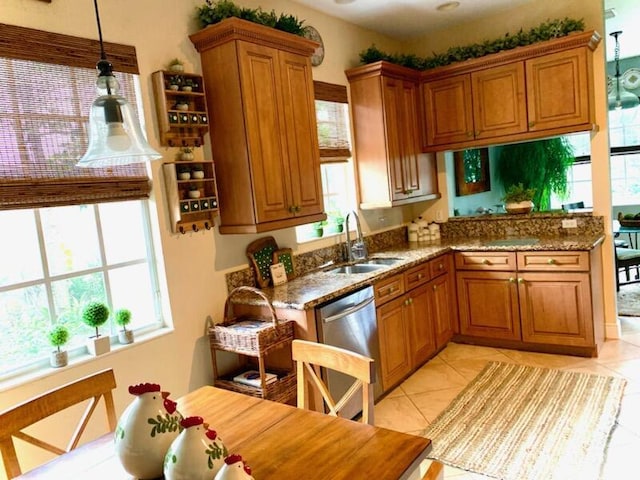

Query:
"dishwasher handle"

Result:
[[322, 296, 375, 323]]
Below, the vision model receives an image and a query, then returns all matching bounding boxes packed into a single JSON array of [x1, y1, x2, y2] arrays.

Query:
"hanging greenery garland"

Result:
[[359, 17, 586, 71]]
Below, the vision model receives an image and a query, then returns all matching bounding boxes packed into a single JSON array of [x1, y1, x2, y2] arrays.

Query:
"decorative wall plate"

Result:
[[622, 68, 640, 90], [303, 26, 325, 66]]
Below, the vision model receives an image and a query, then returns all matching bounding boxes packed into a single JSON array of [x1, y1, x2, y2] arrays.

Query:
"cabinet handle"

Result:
[[467, 131, 473, 137], [433, 284, 437, 291], [438, 263, 443, 270], [481, 259, 490, 265], [295, 205, 301, 213], [547, 258, 556, 265], [517, 277, 524, 284], [509, 277, 516, 283], [475, 131, 480, 137], [417, 273, 424, 279], [528, 121, 535, 128]]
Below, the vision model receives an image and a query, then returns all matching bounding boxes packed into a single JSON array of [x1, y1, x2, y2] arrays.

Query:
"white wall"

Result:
[[0, 1, 403, 476]]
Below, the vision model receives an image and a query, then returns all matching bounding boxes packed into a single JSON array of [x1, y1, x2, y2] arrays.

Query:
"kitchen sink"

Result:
[[485, 238, 539, 247], [327, 264, 387, 274], [361, 257, 404, 266]]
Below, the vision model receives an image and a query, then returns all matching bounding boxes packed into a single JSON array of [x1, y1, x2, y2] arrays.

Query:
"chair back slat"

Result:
[[292, 340, 375, 425], [0, 368, 117, 479]]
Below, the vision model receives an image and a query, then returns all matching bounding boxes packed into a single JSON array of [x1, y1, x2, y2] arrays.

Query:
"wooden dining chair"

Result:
[[0, 368, 117, 479], [292, 339, 375, 425], [421, 459, 444, 479]]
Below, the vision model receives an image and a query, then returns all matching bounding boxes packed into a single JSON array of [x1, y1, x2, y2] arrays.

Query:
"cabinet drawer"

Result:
[[374, 274, 405, 305], [430, 254, 451, 278], [517, 251, 589, 272], [455, 251, 517, 271], [405, 263, 430, 290]]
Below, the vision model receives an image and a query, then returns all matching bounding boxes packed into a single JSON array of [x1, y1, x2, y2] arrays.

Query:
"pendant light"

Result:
[[77, 0, 162, 168], [607, 31, 640, 111]]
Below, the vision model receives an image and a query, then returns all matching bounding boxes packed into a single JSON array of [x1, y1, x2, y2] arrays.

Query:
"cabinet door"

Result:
[[422, 74, 473, 146], [518, 272, 594, 347], [279, 50, 324, 217], [407, 285, 437, 368], [471, 62, 527, 139], [377, 296, 412, 390], [456, 270, 521, 340], [431, 273, 455, 348], [526, 47, 591, 132], [237, 42, 292, 222], [382, 77, 408, 201]]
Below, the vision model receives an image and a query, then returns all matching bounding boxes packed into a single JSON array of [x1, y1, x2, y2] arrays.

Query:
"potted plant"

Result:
[[188, 185, 201, 199], [174, 99, 189, 111], [501, 183, 536, 214], [327, 213, 345, 233], [311, 221, 325, 237], [177, 166, 191, 180], [48, 324, 70, 368], [179, 147, 194, 161], [168, 58, 184, 73], [168, 75, 182, 91], [82, 302, 111, 356], [181, 78, 198, 92], [191, 165, 205, 179], [115, 308, 134, 345]]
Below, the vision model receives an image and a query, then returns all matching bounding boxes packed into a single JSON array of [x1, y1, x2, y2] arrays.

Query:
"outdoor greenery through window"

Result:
[[0, 27, 163, 380]]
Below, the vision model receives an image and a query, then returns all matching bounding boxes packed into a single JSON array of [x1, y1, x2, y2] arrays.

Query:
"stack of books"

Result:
[[233, 370, 278, 388]]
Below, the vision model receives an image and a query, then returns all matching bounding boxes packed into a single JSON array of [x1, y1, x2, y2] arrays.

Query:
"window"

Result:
[[0, 24, 163, 380], [296, 83, 356, 241]]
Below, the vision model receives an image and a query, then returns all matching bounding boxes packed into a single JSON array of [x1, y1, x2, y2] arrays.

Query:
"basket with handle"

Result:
[[209, 286, 294, 356]]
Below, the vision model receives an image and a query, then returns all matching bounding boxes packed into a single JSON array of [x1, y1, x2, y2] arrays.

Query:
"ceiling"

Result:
[[291, 0, 640, 59]]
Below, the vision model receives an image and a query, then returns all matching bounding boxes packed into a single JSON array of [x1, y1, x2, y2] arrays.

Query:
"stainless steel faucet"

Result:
[[345, 211, 368, 262]]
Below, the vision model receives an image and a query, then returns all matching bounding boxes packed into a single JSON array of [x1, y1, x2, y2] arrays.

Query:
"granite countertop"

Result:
[[234, 233, 604, 311]]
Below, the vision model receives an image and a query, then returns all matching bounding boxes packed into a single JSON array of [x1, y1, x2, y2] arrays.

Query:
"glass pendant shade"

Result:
[[77, 0, 162, 168], [77, 92, 162, 168]]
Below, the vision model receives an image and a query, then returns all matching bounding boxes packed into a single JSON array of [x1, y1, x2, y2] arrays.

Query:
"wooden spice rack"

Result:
[[152, 70, 209, 147]]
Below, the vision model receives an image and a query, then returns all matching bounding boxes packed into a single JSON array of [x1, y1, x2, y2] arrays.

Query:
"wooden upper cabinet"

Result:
[[422, 74, 473, 147], [190, 18, 325, 234], [472, 62, 527, 139], [421, 30, 601, 151], [526, 47, 592, 133], [346, 62, 439, 209]]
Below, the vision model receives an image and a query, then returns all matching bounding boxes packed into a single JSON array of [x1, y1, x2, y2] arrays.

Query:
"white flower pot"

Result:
[[176, 103, 189, 111], [178, 172, 191, 180], [180, 152, 194, 161], [169, 64, 184, 73], [169, 84, 179, 91], [87, 335, 110, 356], [181, 86, 192, 92], [188, 190, 201, 199], [505, 200, 534, 214], [50, 350, 68, 368], [118, 330, 134, 345], [192, 170, 205, 179]]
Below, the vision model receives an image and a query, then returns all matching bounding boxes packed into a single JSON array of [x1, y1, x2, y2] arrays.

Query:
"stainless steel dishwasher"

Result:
[[315, 285, 382, 420]]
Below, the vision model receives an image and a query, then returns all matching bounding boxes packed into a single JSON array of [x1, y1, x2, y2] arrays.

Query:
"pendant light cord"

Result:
[[93, 0, 106, 60]]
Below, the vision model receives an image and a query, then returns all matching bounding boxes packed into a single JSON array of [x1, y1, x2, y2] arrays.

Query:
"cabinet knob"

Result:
[[438, 263, 443, 270], [547, 258, 556, 265], [517, 277, 524, 284], [509, 277, 516, 283], [433, 284, 437, 291], [481, 259, 490, 265], [417, 273, 424, 279], [528, 121, 535, 128], [467, 131, 473, 137]]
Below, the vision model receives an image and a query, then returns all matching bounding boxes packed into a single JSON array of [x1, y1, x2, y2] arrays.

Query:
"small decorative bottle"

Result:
[[214, 454, 255, 480], [114, 383, 183, 479], [164, 416, 228, 480]]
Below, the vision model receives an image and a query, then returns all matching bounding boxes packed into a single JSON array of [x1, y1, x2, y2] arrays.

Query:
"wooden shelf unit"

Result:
[[152, 70, 210, 147], [162, 159, 218, 234]]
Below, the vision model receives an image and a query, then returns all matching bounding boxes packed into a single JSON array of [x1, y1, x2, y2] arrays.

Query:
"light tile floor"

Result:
[[373, 317, 640, 479]]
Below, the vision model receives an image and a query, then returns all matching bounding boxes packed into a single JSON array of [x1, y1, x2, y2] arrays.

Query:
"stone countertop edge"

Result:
[[231, 234, 605, 312]]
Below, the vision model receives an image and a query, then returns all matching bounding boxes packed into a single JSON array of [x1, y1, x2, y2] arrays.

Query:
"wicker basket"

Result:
[[209, 286, 294, 356], [618, 211, 640, 227], [214, 368, 296, 403]]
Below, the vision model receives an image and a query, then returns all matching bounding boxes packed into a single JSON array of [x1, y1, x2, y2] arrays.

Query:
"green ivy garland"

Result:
[[197, 0, 306, 36], [360, 17, 586, 71]]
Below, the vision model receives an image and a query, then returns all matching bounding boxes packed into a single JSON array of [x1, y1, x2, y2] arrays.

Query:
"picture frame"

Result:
[[273, 248, 296, 280], [454, 148, 491, 196]]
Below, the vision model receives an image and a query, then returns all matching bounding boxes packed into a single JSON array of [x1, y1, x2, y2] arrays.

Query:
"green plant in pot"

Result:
[[311, 221, 326, 238], [327, 213, 345, 233], [168, 58, 184, 73], [115, 308, 134, 345], [501, 183, 536, 214], [82, 302, 111, 356], [495, 137, 574, 211], [48, 324, 70, 368]]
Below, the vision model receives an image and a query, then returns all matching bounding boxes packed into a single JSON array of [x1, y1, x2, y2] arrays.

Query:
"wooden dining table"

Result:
[[17, 386, 432, 479]]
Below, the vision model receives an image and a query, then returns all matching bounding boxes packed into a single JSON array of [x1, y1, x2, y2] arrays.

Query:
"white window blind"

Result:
[[0, 23, 151, 210]]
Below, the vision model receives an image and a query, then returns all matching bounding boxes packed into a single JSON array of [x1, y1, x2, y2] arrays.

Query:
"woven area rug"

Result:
[[423, 361, 626, 480], [617, 282, 640, 316]]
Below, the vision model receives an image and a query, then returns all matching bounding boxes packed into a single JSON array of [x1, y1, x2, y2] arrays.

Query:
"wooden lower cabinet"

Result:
[[455, 249, 601, 356], [518, 272, 594, 347], [407, 284, 437, 368], [377, 295, 412, 390], [457, 271, 521, 340], [431, 271, 456, 347]]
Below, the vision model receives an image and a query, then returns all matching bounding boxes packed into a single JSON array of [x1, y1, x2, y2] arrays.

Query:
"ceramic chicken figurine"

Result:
[[214, 454, 255, 480], [114, 382, 183, 479], [164, 416, 228, 480]]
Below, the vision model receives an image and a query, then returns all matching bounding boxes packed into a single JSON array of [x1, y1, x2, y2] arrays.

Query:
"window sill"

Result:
[[0, 327, 174, 394]]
